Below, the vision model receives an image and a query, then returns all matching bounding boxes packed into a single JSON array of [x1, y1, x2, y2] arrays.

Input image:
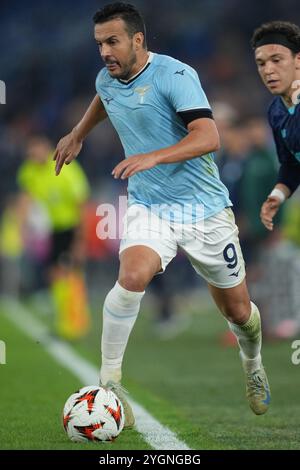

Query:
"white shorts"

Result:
[[119, 205, 246, 289]]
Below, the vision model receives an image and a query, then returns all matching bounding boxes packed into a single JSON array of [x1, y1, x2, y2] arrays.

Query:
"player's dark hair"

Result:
[[251, 21, 300, 54], [93, 2, 147, 48]]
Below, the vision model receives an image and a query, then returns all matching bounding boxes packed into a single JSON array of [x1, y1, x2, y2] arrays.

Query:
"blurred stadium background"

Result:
[[1, 0, 300, 450]]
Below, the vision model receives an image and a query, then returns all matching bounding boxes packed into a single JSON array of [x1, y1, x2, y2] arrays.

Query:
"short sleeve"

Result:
[[95, 68, 106, 97], [160, 62, 211, 112]]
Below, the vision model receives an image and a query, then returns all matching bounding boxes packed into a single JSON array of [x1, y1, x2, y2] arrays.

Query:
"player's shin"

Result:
[[228, 301, 262, 372], [100, 281, 145, 385]]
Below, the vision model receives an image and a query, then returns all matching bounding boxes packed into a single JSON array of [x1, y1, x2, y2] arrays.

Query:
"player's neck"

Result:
[[282, 71, 300, 107], [128, 50, 150, 79], [282, 92, 294, 107]]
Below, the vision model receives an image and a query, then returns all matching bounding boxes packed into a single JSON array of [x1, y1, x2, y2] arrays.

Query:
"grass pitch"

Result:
[[1, 295, 299, 450]]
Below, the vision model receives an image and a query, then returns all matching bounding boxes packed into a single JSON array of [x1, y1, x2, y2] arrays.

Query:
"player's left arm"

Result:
[[154, 116, 220, 163], [112, 117, 219, 179]]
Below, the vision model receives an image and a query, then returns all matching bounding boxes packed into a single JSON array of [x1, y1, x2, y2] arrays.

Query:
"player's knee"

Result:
[[118, 270, 150, 292], [223, 299, 251, 324]]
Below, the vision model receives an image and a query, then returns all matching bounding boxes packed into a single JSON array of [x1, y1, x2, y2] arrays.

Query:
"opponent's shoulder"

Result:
[[267, 96, 283, 126]]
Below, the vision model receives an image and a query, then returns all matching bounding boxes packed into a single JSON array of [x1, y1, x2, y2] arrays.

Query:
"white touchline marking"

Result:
[[1, 298, 191, 450]]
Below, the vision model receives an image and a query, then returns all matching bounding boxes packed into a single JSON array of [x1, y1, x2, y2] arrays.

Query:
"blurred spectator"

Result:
[[238, 116, 281, 264], [0, 194, 25, 297], [282, 191, 300, 247], [149, 254, 194, 340], [252, 232, 300, 339], [216, 119, 250, 211], [17, 135, 91, 340]]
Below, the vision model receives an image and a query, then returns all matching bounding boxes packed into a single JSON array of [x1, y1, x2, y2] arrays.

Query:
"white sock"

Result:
[[100, 281, 145, 385], [228, 302, 262, 373], [240, 351, 262, 374]]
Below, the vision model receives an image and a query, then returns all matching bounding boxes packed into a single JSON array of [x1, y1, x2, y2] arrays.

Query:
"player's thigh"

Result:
[[118, 245, 162, 291], [118, 204, 177, 291], [183, 207, 246, 289]]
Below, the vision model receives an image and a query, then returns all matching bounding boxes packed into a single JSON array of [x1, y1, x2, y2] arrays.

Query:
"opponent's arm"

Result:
[[54, 95, 107, 175], [112, 117, 220, 179], [260, 183, 291, 231], [260, 158, 300, 231]]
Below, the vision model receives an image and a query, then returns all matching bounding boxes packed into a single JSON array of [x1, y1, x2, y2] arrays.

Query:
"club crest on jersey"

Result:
[[134, 85, 151, 104]]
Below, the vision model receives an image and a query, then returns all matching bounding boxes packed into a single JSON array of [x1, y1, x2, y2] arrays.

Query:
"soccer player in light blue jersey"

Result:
[[54, 2, 270, 426]]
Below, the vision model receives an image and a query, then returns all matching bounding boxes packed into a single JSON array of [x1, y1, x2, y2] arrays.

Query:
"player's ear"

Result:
[[295, 52, 300, 69], [133, 32, 144, 50]]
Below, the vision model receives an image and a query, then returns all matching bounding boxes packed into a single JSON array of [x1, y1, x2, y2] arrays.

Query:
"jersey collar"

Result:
[[118, 52, 154, 85], [280, 95, 299, 114]]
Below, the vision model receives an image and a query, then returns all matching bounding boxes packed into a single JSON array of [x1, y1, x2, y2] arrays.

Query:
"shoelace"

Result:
[[106, 381, 129, 396], [247, 373, 265, 395]]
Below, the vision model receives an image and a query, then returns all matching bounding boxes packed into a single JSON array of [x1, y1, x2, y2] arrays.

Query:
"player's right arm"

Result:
[[260, 183, 291, 231], [260, 120, 299, 230], [54, 95, 107, 175]]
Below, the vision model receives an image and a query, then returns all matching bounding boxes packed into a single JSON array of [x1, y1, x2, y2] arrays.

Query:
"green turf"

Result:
[[2, 295, 300, 450], [129, 307, 300, 450], [0, 309, 150, 450], [69, 301, 300, 450]]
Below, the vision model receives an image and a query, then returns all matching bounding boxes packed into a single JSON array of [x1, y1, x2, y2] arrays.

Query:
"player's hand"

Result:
[[111, 153, 160, 179], [260, 196, 281, 231], [53, 130, 83, 175]]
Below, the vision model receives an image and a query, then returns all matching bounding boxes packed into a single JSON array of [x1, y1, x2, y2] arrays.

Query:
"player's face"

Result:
[[27, 137, 52, 163], [94, 19, 141, 80], [255, 44, 299, 96]]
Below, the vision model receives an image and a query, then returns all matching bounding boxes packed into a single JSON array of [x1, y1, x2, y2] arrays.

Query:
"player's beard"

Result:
[[110, 48, 137, 80]]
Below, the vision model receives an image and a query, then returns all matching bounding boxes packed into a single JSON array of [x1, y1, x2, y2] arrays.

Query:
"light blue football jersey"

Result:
[[96, 52, 231, 223]]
